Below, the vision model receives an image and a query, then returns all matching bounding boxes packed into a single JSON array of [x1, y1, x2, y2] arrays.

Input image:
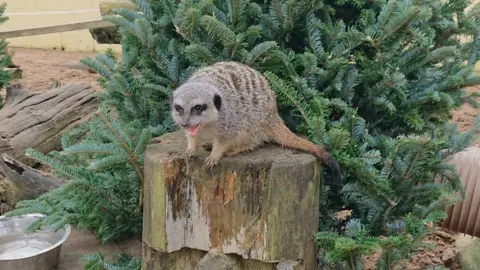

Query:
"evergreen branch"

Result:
[[62, 143, 126, 156], [264, 71, 313, 128], [306, 12, 324, 58], [133, 0, 154, 21], [246, 41, 278, 65], [80, 57, 113, 77], [184, 44, 216, 64], [134, 127, 151, 156], [89, 155, 131, 170], [200, 15, 236, 47], [65, 180, 130, 216], [96, 110, 145, 209], [103, 15, 137, 35], [469, 30, 480, 65], [113, 8, 143, 22]]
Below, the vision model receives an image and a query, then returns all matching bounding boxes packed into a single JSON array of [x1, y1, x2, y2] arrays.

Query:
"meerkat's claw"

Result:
[[202, 155, 219, 169], [185, 148, 196, 159]]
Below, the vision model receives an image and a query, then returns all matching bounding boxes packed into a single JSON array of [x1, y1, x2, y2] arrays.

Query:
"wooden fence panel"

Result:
[[438, 147, 480, 236]]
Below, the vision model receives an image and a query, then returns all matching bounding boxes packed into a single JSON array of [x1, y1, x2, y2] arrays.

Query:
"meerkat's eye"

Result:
[[192, 104, 207, 114], [174, 104, 183, 114]]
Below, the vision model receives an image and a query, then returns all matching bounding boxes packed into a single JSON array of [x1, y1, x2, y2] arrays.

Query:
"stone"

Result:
[[195, 248, 242, 270], [455, 234, 480, 270]]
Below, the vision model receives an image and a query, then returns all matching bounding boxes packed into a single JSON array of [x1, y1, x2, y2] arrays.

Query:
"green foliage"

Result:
[[0, 2, 12, 109], [83, 252, 141, 270], [7, 0, 480, 268]]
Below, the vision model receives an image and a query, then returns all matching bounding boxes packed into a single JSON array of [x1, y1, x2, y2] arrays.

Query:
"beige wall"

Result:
[[0, 0, 121, 52], [0, 0, 479, 72]]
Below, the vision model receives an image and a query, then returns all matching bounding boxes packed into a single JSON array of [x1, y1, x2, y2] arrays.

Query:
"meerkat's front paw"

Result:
[[202, 155, 220, 169], [185, 148, 196, 159]]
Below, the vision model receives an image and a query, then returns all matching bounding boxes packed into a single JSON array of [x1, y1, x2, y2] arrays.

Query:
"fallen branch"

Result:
[[0, 83, 99, 167], [0, 154, 60, 215]]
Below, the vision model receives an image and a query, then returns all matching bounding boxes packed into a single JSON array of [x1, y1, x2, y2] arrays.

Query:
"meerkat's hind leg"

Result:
[[224, 139, 263, 157]]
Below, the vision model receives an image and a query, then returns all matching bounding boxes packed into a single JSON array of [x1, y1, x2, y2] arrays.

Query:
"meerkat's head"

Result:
[[171, 82, 222, 137]]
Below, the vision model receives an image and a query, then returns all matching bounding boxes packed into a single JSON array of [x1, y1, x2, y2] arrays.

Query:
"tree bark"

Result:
[[0, 83, 99, 167], [0, 154, 60, 215]]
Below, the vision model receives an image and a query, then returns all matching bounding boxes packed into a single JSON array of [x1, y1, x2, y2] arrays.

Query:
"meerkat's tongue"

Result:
[[186, 125, 200, 136]]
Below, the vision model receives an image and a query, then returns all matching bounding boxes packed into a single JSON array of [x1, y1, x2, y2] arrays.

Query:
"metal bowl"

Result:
[[0, 213, 71, 270]]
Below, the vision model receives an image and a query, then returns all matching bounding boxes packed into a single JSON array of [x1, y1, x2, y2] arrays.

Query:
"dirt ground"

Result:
[[8, 47, 103, 91], [2, 47, 480, 269], [452, 86, 480, 145]]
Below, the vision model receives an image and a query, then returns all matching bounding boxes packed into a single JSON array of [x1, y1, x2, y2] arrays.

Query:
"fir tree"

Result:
[[7, 0, 480, 268]]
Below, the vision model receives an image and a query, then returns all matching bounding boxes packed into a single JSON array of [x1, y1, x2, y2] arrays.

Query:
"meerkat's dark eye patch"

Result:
[[213, 94, 222, 110], [174, 104, 184, 114], [191, 104, 207, 115]]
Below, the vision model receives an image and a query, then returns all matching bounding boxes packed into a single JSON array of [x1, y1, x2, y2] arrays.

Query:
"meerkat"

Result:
[[170, 61, 342, 181]]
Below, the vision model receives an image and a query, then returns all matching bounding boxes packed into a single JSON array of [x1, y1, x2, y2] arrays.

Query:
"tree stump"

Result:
[[0, 83, 99, 167], [142, 130, 322, 270]]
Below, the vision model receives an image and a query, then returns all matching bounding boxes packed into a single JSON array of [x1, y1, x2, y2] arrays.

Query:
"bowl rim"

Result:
[[0, 213, 72, 261]]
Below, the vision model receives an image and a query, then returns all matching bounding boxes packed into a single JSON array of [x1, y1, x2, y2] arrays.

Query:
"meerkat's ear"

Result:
[[213, 94, 222, 110]]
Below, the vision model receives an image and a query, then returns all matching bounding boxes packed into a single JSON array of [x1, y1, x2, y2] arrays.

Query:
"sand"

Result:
[[7, 47, 102, 92]]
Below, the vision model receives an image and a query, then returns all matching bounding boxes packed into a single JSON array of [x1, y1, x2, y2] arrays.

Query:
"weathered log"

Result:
[[89, 27, 122, 44], [142, 130, 322, 270], [0, 154, 60, 215], [0, 83, 99, 167]]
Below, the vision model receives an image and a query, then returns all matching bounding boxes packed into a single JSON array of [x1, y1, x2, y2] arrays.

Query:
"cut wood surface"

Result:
[[142, 130, 321, 270], [0, 83, 99, 167], [0, 154, 60, 215]]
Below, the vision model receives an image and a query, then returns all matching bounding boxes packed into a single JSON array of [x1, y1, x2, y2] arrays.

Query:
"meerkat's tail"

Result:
[[268, 117, 343, 183]]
